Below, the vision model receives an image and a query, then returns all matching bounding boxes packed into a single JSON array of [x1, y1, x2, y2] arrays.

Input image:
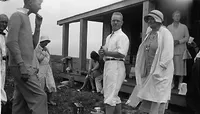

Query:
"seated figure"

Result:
[[78, 51, 104, 93]]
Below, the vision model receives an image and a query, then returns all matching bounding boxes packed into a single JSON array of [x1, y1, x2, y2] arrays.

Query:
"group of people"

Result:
[[1, 0, 57, 114], [1, 0, 200, 114], [126, 10, 200, 114]]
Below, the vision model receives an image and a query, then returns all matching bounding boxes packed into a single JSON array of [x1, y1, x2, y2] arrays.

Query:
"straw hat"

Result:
[[40, 35, 51, 43], [144, 10, 164, 23]]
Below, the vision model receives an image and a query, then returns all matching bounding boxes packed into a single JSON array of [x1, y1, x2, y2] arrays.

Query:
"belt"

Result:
[[105, 58, 124, 61]]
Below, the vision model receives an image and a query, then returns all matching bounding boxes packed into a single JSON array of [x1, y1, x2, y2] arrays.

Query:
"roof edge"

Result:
[[57, 0, 147, 26]]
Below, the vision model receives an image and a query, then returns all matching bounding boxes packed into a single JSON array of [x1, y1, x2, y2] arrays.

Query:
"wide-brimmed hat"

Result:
[[40, 36, 51, 43], [144, 10, 164, 23]]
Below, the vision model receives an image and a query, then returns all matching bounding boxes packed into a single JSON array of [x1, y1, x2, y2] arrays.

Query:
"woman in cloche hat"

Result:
[[127, 10, 174, 114], [35, 36, 57, 106]]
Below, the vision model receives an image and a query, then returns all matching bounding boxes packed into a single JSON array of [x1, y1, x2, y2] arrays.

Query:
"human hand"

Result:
[[98, 48, 105, 57], [174, 40, 180, 46], [189, 41, 197, 48], [19, 63, 29, 82], [88, 70, 92, 74], [35, 14, 43, 28]]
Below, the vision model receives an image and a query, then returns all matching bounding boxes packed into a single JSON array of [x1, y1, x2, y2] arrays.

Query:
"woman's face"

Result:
[[173, 12, 181, 22], [40, 41, 49, 47], [147, 16, 159, 29]]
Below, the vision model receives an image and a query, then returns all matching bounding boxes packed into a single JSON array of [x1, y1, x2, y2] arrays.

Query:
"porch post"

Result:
[[142, 0, 155, 40], [62, 23, 69, 57], [102, 18, 111, 45], [79, 19, 88, 71]]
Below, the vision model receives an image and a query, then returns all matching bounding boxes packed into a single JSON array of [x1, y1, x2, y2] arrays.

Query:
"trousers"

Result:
[[10, 66, 48, 114]]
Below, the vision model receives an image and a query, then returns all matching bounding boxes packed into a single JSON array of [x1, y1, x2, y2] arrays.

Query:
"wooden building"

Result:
[[57, 0, 200, 106]]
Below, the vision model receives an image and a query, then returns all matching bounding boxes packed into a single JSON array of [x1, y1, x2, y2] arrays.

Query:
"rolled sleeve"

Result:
[[6, 13, 23, 64], [117, 35, 129, 56]]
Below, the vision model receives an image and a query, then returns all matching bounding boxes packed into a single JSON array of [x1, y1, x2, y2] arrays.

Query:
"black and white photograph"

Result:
[[0, 0, 200, 114]]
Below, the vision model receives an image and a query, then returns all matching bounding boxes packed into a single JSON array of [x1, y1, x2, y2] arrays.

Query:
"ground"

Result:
[[4, 71, 192, 114], [3, 55, 192, 114]]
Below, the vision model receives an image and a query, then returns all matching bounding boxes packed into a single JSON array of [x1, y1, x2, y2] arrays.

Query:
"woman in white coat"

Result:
[[127, 10, 174, 114], [35, 36, 57, 106]]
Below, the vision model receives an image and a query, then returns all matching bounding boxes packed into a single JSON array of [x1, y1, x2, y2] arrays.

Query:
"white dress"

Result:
[[35, 45, 56, 93]]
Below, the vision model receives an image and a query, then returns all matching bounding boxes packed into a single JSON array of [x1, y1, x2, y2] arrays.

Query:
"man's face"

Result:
[[173, 12, 181, 22], [0, 17, 8, 32], [30, 0, 43, 14], [111, 14, 123, 31]]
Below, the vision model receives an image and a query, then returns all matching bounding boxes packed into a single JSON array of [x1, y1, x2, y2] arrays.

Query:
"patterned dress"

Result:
[[139, 32, 158, 112]]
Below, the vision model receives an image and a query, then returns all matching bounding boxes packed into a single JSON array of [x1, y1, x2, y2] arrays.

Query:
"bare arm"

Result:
[[104, 51, 125, 58], [91, 61, 99, 71]]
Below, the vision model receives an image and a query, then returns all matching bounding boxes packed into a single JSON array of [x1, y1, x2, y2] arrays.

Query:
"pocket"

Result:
[[153, 65, 164, 80]]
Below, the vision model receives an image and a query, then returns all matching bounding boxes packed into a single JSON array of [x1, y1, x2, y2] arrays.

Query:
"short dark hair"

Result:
[[90, 51, 99, 61]]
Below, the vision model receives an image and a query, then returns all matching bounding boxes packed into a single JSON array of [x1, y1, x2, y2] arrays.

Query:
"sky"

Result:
[[0, 0, 122, 58]]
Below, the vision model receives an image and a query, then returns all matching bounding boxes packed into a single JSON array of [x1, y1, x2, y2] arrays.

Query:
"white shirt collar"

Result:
[[112, 28, 122, 34], [17, 8, 29, 15]]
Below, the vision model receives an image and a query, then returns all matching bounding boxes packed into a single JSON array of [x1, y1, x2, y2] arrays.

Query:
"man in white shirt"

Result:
[[99, 12, 129, 114], [0, 14, 8, 113]]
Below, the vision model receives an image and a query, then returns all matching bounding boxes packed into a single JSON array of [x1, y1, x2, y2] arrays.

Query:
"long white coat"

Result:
[[128, 26, 174, 106]]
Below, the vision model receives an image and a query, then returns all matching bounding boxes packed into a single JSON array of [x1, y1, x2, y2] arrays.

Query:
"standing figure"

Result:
[[186, 44, 200, 114], [167, 10, 189, 89], [0, 14, 9, 108], [99, 12, 129, 114], [35, 36, 57, 106], [129, 10, 174, 114], [6, 0, 48, 114]]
